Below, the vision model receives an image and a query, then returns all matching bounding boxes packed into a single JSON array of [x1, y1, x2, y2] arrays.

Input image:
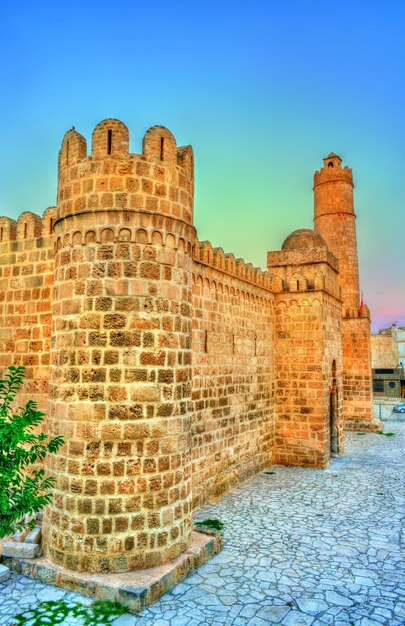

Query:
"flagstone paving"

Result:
[[0, 424, 404, 625]]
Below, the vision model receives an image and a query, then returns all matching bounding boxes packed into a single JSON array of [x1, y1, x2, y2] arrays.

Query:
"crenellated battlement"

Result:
[[194, 239, 272, 290], [344, 303, 370, 320], [0, 207, 57, 244], [314, 152, 353, 188], [193, 236, 342, 299], [57, 119, 194, 226]]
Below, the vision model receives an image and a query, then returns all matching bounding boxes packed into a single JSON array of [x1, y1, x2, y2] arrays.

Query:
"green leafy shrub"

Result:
[[194, 518, 224, 531], [0, 365, 64, 538], [13, 599, 129, 625]]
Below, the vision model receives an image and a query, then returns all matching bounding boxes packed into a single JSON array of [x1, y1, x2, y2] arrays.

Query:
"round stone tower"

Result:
[[43, 119, 195, 573], [313, 153, 360, 310]]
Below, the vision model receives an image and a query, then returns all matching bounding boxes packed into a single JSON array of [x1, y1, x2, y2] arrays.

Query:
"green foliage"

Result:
[[0, 365, 64, 538], [194, 518, 224, 531], [13, 599, 129, 625], [264, 471, 276, 475], [377, 431, 395, 437], [356, 432, 366, 436]]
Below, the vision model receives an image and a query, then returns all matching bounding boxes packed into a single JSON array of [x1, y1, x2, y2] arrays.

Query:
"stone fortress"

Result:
[[0, 119, 380, 576]]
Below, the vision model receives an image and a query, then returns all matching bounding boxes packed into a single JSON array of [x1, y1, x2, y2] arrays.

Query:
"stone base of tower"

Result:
[[342, 315, 383, 432], [3, 530, 221, 612]]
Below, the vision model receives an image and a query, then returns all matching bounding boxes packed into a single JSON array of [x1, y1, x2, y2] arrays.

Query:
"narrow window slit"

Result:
[[160, 137, 164, 160], [66, 140, 70, 165], [0, 227, 3, 242], [107, 130, 112, 155], [49, 218, 53, 235], [24, 223, 27, 238]]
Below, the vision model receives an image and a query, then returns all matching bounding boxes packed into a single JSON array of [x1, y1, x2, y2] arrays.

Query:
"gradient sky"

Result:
[[0, 0, 403, 330]]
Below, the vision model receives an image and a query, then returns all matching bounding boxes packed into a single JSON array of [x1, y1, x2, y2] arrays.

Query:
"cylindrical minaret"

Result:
[[313, 153, 360, 310], [44, 119, 195, 573]]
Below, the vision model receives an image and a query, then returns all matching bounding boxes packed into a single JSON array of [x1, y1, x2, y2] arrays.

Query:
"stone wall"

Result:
[[0, 209, 55, 411], [371, 326, 398, 369], [191, 241, 274, 508], [267, 230, 344, 467], [273, 295, 343, 467], [342, 312, 375, 429]]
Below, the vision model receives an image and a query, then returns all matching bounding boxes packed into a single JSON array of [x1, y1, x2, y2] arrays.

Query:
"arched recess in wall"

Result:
[[72, 231, 82, 246], [101, 228, 114, 243], [85, 231, 97, 244], [152, 231, 163, 246], [136, 229, 148, 244], [118, 228, 132, 242]]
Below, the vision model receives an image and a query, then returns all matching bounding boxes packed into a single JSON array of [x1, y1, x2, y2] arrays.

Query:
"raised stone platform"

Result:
[[345, 418, 382, 432], [2, 530, 221, 612]]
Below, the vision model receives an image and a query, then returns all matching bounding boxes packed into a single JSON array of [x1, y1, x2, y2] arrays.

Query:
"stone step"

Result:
[[0, 564, 11, 583], [24, 527, 42, 544], [1, 541, 40, 559]]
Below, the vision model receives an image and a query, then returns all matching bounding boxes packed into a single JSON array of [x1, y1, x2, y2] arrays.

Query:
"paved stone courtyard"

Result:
[[1, 425, 404, 625]]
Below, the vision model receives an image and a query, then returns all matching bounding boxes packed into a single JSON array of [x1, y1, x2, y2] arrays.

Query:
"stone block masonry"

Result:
[[0, 118, 380, 576], [0, 207, 55, 412]]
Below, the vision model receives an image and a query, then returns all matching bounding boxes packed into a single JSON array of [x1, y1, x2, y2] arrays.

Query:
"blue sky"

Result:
[[0, 0, 403, 329]]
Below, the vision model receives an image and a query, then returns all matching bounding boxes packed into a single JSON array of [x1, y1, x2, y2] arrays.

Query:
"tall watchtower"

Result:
[[44, 119, 195, 573], [313, 153, 359, 311], [313, 154, 379, 431]]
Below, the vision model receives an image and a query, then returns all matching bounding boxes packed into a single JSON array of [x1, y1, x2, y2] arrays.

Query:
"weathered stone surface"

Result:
[[0, 564, 11, 583], [24, 527, 42, 544], [2, 542, 39, 559], [0, 427, 403, 625]]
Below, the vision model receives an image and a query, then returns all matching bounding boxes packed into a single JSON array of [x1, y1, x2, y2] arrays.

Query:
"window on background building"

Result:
[[373, 380, 384, 393]]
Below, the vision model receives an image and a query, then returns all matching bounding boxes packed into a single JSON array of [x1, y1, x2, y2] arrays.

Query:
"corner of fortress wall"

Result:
[[0, 121, 378, 574]]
